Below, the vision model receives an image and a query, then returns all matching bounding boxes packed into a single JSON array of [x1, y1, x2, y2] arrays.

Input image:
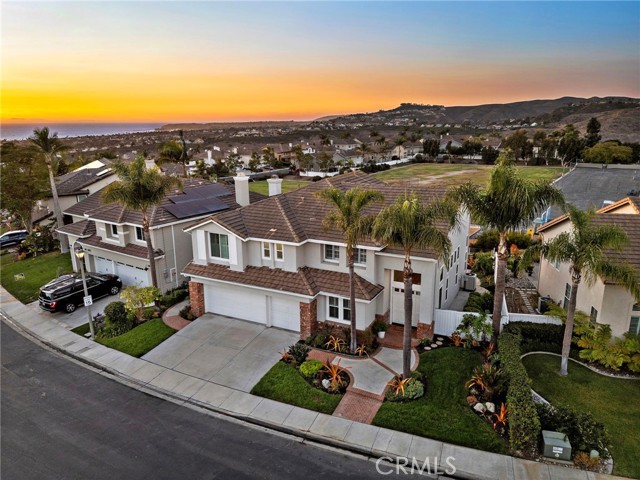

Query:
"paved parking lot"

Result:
[[142, 314, 299, 392]]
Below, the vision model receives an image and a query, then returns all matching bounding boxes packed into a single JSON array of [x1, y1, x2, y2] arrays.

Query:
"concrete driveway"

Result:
[[25, 293, 120, 330], [142, 314, 299, 392]]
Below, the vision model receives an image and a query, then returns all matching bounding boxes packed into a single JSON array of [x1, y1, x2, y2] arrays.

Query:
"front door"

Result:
[[390, 270, 421, 326]]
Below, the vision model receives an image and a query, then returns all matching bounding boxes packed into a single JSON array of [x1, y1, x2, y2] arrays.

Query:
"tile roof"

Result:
[[79, 235, 164, 260], [57, 219, 96, 238], [183, 262, 383, 300], [65, 178, 265, 228], [55, 167, 115, 196], [203, 171, 448, 256], [591, 214, 640, 273]]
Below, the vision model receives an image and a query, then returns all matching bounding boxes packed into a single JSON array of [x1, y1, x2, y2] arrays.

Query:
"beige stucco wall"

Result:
[[600, 285, 636, 338]]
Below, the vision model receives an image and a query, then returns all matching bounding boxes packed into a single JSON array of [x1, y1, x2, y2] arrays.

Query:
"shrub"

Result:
[[474, 230, 532, 252], [457, 312, 492, 345], [385, 372, 425, 402], [573, 451, 602, 471], [101, 301, 136, 338], [371, 321, 388, 334], [503, 322, 565, 355], [498, 331, 541, 455], [536, 403, 611, 460], [299, 359, 323, 378], [471, 251, 495, 278], [104, 301, 128, 325], [121, 285, 161, 322], [465, 363, 505, 402], [288, 343, 310, 365], [179, 305, 196, 321], [16, 223, 58, 258], [158, 286, 189, 309], [463, 292, 494, 313]]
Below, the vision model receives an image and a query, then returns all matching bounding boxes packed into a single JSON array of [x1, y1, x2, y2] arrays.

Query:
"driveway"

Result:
[[25, 294, 120, 330], [142, 314, 299, 392]]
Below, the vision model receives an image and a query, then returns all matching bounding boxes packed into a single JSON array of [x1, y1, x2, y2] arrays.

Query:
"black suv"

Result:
[[39, 273, 122, 313]]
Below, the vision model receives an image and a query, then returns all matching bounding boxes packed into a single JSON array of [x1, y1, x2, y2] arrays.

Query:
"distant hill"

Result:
[[158, 120, 305, 131], [558, 107, 640, 143]]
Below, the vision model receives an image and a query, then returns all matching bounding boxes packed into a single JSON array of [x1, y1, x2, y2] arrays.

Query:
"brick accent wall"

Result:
[[299, 299, 318, 340], [417, 321, 434, 340], [189, 281, 205, 318], [374, 309, 390, 327]]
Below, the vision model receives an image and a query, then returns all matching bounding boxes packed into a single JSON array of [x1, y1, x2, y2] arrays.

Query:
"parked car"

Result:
[[38, 273, 122, 313], [0, 230, 28, 248]]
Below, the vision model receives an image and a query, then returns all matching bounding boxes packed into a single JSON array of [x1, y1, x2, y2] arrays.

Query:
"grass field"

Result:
[[523, 354, 640, 478], [373, 347, 507, 454], [0, 251, 72, 303], [248, 179, 311, 196], [375, 164, 567, 187]]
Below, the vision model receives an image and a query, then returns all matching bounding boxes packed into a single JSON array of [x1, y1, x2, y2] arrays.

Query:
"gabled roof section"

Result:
[[55, 167, 115, 196], [64, 178, 266, 228], [56, 219, 96, 238], [539, 196, 640, 233]]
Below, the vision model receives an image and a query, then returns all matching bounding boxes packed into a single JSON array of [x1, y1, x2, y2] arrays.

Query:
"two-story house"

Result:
[[56, 177, 264, 292], [182, 172, 470, 339], [537, 196, 640, 338]]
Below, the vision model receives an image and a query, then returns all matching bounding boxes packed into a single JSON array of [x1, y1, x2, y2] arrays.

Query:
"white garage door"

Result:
[[116, 263, 149, 287], [271, 296, 300, 332], [94, 256, 113, 275], [204, 284, 267, 324]]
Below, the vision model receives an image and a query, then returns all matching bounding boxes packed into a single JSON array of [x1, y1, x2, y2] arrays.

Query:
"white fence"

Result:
[[433, 308, 560, 337]]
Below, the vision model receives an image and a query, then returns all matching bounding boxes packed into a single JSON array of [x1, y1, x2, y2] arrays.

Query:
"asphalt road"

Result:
[[1, 321, 383, 480]]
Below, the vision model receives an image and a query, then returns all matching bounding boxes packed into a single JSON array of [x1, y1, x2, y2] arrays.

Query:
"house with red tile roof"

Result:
[[182, 171, 470, 339], [537, 196, 640, 338]]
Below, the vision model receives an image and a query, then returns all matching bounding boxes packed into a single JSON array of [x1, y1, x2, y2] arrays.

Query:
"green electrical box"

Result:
[[542, 430, 572, 461]]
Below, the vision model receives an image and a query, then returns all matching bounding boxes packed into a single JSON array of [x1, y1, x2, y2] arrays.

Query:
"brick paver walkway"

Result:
[[333, 388, 384, 424], [161, 300, 192, 331]]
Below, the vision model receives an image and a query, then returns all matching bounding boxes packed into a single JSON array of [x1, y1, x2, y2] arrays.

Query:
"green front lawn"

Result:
[[73, 319, 177, 358], [248, 178, 309, 196], [1, 251, 72, 303], [373, 347, 507, 454], [251, 361, 343, 414], [523, 354, 640, 478]]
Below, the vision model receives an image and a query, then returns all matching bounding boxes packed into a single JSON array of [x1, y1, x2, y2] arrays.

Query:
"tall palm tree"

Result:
[[316, 187, 384, 353], [356, 143, 369, 164], [373, 193, 459, 377], [102, 155, 182, 288], [522, 205, 640, 375], [448, 151, 564, 340], [30, 127, 70, 253]]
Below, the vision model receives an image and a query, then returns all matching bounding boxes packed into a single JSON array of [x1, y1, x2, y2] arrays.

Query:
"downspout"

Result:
[[171, 225, 178, 287]]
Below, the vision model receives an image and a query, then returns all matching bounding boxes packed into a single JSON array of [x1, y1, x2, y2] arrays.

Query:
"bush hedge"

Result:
[[503, 322, 565, 354], [299, 359, 323, 378], [463, 292, 494, 313], [498, 331, 541, 455]]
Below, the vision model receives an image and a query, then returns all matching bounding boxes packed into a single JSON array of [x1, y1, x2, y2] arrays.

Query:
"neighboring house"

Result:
[[56, 177, 265, 292], [537, 196, 640, 338], [182, 171, 470, 339], [32, 165, 117, 228]]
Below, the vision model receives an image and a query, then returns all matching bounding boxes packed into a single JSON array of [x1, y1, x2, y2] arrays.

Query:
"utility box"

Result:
[[462, 273, 477, 292], [542, 430, 572, 461]]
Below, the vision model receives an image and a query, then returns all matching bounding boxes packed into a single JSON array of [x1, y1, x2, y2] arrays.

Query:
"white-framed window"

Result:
[[563, 283, 572, 310], [135, 227, 145, 242], [630, 316, 640, 335], [354, 248, 367, 265], [327, 296, 351, 322], [106, 224, 118, 239], [76, 194, 87, 202], [590, 307, 598, 323], [210, 233, 229, 259], [275, 243, 284, 261], [324, 244, 340, 262], [262, 242, 271, 259]]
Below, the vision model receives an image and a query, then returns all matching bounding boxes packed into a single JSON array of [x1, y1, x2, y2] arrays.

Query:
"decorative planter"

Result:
[[377, 331, 386, 339]]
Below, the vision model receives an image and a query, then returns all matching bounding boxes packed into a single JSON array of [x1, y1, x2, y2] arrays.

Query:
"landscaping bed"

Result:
[[303, 322, 377, 357], [373, 347, 508, 454], [523, 353, 640, 478], [1, 251, 72, 303]]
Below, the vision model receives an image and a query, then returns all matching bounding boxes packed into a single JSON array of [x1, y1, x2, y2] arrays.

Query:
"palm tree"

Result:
[[316, 187, 384, 352], [356, 143, 369, 164], [373, 193, 459, 377], [30, 127, 70, 253], [522, 205, 640, 375], [448, 151, 564, 340], [102, 155, 182, 288]]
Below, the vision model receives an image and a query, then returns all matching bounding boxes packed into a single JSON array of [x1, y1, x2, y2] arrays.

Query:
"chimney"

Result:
[[234, 173, 250, 206], [145, 158, 156, 170], [267, 175, 283, 197]]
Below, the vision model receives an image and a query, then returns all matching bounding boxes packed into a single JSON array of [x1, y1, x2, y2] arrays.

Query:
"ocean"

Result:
[[0, 123, 164, 141]]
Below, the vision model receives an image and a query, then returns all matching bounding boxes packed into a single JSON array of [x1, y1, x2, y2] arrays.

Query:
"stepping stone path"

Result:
[[515, 287, 538, 314]]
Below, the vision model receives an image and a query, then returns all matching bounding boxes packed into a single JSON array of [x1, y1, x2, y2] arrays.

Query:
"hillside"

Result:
[[557, 107, 640, 143]]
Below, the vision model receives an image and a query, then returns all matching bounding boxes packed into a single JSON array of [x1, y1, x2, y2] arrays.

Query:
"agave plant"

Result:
[[450, 332, 465, 347], [280, 349, 293, 364], [387, 375, 413, 397], [482, 342, 496, 359], [325, 335, 346, 353], [354, 344, 368, 357], [321, 359, 348, 391], [492, 402, 508, 432], [465, 363, 504, 402]]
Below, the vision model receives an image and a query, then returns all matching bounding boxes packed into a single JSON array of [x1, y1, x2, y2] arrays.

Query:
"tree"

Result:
[[522, 205, 640, 375], [462, 138, 483, 159], [158, 140, 188, 176], [423, 138, 440, 161], [102, 155, 182, 288], [262, 146, 277, 168], [356, 143, 369, 164], [503, 129, 531, 163], [481, 146, 499, 165], [583, 142, 633, 164], [29, 127, 70, 253], [317, 151, 334, 173], [0, 141, 49, 231], [248, 152, 261, 172], [585, 117, 602, 148], [448, 151, 564, 339], [316, 187, 384, 353], [373, 194, 459, 377], [557, 125, 584, 167]]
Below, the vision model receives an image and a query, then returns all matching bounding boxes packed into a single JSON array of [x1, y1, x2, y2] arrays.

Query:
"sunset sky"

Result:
[[2, 1, 639, 123]]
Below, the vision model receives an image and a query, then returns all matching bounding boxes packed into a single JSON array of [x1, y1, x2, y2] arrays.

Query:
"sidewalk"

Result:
[[0, 286, 625, 480]]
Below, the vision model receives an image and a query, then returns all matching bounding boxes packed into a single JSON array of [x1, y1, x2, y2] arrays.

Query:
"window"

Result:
[[354, 248, 367, 265], [328, 296, 350, 322], [551, 258, 560, 270], [438, 287, 443, 308], [590, 307, 598, 323], [262, 242, 271, 259], [633, 304, 640, 311], [107, 224, 118, 239], [210, 233, 229, 259], [630, 317, 640, 335], [275, 243, 284, 261], [76, 194, 87, 202], [324, 244, 339, 262], [135, 227, 145, 242], [440, 267, 444, 282], [563, 283, 572, 309]]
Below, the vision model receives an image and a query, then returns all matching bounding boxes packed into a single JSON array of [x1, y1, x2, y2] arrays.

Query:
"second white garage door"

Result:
[[271, 296, 300, 331], [116, 263, 149, 287]]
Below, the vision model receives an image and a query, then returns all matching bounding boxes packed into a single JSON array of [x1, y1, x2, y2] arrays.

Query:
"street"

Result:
[[1, 321, 382, 480]]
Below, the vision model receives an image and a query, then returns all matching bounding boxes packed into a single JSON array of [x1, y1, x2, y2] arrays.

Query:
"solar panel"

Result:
[[164, 196, 229, 219], [168, 183, 230, 204]]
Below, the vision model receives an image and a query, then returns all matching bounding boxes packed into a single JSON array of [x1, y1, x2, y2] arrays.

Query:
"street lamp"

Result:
[[74, 243, 95, 340]]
